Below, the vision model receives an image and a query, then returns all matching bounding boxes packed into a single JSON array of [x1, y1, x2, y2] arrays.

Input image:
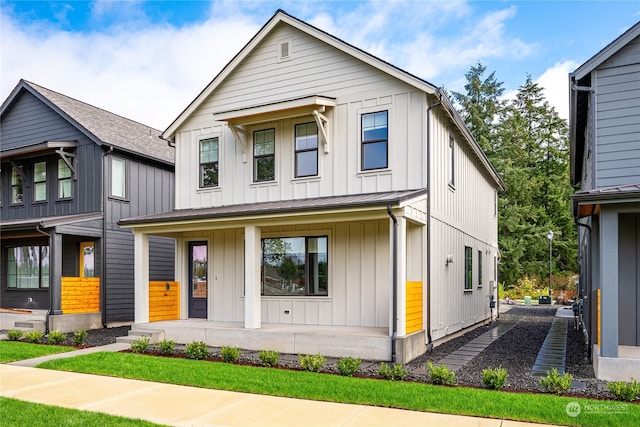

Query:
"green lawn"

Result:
[[0, 341, 74, 363], [0, 397, 166, 426], [38, 352, 640, 427]]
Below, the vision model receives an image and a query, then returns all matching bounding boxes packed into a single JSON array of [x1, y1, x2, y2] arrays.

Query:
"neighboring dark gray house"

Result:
[[0, 80, 175, 332], [570, 21, 640, 381]]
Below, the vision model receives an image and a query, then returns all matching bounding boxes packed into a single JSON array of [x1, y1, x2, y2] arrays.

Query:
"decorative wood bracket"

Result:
[[56, 149, 77, 180], [228, 124, 249, 163], [313, 109, 330, 154]]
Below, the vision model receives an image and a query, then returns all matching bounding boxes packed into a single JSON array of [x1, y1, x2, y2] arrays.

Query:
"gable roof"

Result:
[[162, 9, 504, 191], [0, 80, 174, 165]]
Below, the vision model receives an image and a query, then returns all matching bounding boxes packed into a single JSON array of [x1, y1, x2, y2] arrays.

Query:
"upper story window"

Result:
[[295, 122, 318, 177], [448, 135, 455, 188], [199, 137, 219, 188], [58, 159, 72, 199], [362, 111, 388, 170], [464, 246, 473, 290], [11, 166, 24, 205], [7, 245, 50, 288], [34, 161, 47, 202], [111, 156, 127, 199], [254, 128, 275, 182]]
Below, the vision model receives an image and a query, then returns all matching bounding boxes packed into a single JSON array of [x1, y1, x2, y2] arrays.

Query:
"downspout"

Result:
[[101, 146, 113, 327], [35, 225, 52, 334], [386, 205, 398, 363], [425, 91, 443, 351]]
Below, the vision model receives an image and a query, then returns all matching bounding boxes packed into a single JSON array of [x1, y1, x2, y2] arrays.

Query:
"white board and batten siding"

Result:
[[174, 23, 427, 210], [594, 35, 640, 188], [429, 108, 500, 341]]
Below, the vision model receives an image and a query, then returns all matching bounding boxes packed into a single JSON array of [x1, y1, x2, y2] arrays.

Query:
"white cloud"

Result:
[[535, 60, 579, 122]]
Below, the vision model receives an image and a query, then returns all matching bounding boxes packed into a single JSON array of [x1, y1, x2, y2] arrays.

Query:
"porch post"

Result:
[[397, 216, 407, 337], [134, 232, 150, 323], [599, 207, 618, 358], [49, 232, 63, 315], [244, 225, 261, 329]]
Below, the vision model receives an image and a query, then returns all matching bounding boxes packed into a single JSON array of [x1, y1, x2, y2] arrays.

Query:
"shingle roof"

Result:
[[3, 80, 174, 165], [120, 189, 427, 226]]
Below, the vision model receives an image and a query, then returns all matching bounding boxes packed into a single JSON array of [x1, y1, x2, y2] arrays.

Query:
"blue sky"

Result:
[[1, 1, 639, 130]]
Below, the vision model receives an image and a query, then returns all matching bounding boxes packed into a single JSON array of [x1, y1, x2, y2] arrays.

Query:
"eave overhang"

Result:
[[572, 184, 640, 219], [0, 140, 77, 160], [0, 212, 104, 233]]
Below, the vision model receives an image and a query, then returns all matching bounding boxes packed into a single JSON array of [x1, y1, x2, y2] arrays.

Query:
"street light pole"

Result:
[[547, 230, 553, 299]]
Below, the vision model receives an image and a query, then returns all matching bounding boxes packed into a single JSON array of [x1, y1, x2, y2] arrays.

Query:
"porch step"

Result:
[[116, 329, 164, 344]]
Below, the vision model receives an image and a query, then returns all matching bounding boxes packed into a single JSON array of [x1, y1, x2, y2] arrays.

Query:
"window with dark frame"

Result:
[[464, 246, 473, 290], [253, 128, 275, 182], [261, 236, 328, 296], [478, 250, 483, 287], [34, 161, 47, 202], [7, 245, 50, 288], [58, 159, 72, 199], [111, 157, 127, 199], [295, 122, 318, 177], [361, 111, 388, 170], [199, 137, 219, 187], [449, 135, 455, 187], [11, 166, 23, 205]]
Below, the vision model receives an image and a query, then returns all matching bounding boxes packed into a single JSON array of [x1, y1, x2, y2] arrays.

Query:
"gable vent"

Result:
[[278, 38, 292, 62]]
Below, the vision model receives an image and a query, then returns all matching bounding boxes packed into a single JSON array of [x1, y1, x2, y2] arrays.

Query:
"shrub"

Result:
[[130, 336, 150, 353], [482, 366, 508, 390], [607, 379, 640, 401], [378, 362, 408, 381], [298, 353, 326, 372], [72, 330, 88, 345], [337, 356, 362, 377], [427, 362, 456, 385], [221, 346, 241, 363], [24, 330, 44, 344], [47, 330, 67, 345], [259, 350, 279, 367], [539, 368, 573, 394], [185, 341, 209, 360], [7, 330, 23, 341], [156, 339, 175, 355]]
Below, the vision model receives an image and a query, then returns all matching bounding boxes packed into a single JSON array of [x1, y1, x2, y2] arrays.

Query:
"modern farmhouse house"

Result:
[[570, 21, 640, 380], [0, 80, 175, 332], [121, 10, 504, 363]]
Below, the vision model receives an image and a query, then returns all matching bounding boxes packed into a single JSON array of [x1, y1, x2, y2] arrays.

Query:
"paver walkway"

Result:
[[435, 320, 518, 371], [531, 316, 569, 377]]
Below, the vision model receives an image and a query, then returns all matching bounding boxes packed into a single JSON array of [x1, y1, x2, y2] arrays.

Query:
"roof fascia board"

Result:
[[162, 10, 438, 141], [214, 96, 336, 123], [573, 22, 640, 81]]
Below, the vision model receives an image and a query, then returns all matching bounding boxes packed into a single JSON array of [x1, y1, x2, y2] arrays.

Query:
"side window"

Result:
[[361, 111, 388, 170], [58, 159, 72, 199], [464, 246, 473, 290], [478, 250, 483, 287], [34, 161, 47, 202], [11, 166, 24, 205], [79, 242, 95, 278], [199, 137, 219, 188], [448, 135, 455, 188], [295, 122, 318, 177], [253, 128, 275, 182], [111, 156, 127, 199]]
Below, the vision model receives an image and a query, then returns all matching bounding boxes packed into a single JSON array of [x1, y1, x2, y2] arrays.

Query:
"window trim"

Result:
[[253, 128, 276, 183], [10, 165, 24, 206], [294, 121, 319, 178], [110, 156, 128, 200], [464, 246, 473, 291], [199, 136, 220, 188], [33, 161, 47, 203], [57, 158, 73, 200], [478, 250, 483, 288], [448, 135, 455, 189], [6, 245, 50, 289], [361, 110, 389, 171]]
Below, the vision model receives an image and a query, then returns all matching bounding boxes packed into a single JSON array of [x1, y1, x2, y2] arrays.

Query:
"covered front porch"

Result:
[[129, 320, 391, 360]]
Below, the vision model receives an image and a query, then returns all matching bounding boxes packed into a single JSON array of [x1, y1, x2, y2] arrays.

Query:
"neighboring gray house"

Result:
[[570, 21, 640, 381], [0, 80, 175, 332]]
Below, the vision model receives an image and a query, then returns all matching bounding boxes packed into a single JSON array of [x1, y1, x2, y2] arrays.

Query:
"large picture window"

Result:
[[58, 159, 72, 199], [34, 161, 47, 202], [261, 236, 328, 296], [111, 157, 127, 199], [11, 166, 23, 205], [199, 137, 219, 187], [254, 128, 275, 182], [464, 246, 473, 290], [7, 245, 50, 288], [362, 111, 388, 170], [295, 122, 318, 177]]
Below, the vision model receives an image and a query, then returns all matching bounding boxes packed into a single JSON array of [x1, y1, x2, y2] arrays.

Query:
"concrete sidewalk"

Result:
[[1, 363, 548, 427]]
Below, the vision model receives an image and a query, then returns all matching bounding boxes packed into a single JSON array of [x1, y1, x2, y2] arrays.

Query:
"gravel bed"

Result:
[[82, 307, 613, 399]]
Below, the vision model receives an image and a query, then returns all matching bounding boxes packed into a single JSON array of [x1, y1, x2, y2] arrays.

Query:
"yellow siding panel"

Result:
[[405, 281, 423, 334], [61, 277, 100, 314], [149, 281, 180, 322]]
